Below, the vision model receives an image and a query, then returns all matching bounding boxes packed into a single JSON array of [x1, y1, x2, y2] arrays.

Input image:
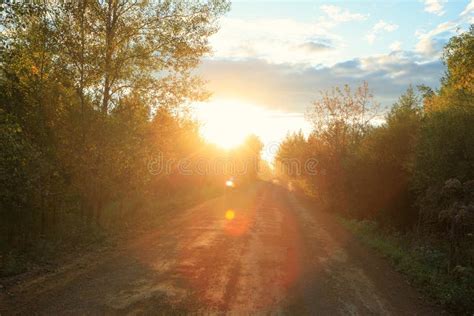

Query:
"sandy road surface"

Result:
[[0, 182, 440, 315]]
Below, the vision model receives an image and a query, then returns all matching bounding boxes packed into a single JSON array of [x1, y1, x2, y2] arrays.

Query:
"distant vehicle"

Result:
[[225, 176, 241, 194], [225, 177, 235, 188]]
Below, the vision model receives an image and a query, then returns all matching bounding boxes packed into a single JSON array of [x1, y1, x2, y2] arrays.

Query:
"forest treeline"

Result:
[[276, 26, 474, 311], [0, 1, 268, 273]]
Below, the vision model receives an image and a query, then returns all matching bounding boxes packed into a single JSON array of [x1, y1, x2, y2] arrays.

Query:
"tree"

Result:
[[443, 25, 474, 95], [413, 107, 474, 191], [304, 82, 380, 211], [276, 131, 308, 179], [49, 0, 229, 222], [240, 134, 264, 181], [423, 25, 474, 111], [0, 110, 42, 247], [0, 0, 230, 257], [354, 86, 422, 226], [306, 81, 380, 155], [413, 26, 474, 192]]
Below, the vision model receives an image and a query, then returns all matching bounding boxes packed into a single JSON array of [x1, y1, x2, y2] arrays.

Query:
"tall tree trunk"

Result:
[[78, 0, 87, 220], [101, 0, 117, 113]]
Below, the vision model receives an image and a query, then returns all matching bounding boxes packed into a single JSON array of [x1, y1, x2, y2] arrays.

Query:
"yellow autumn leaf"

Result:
[[31, 65, 39, 75]]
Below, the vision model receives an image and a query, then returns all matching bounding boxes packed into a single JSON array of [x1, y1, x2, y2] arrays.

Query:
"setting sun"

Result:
[[194, 99, 311, 160], [194, 100, 263, 149]]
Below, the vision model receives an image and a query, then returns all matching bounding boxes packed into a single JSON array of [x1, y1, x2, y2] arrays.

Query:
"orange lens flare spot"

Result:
[[225, 209, 235, 220], [225, 180, 234, 187]]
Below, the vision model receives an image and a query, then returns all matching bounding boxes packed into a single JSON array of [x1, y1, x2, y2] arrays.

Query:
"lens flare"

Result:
[[225, 209, 235, 220]]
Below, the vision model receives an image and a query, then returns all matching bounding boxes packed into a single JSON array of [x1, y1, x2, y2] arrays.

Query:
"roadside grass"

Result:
[[338, 217, 474, 315]]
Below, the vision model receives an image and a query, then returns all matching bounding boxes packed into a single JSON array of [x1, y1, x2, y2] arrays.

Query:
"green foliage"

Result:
[[423, 25, 474, 112], [351, 85, 422, 226], [413, 107, 474, 192], [276, 131, 308, 179], [443, 25, 474, 95], [0, 110, 38, 213]]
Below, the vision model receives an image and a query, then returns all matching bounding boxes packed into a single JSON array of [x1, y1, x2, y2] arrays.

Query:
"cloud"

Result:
[[460, 0, 474, 17], [298, 41, 333, 53], [319, 5, 369, 23], [415, 21, 457, 56], [415, 35, 449, 57], [366, 33, 376, 44], [390, 41, 402, 51], [198, 54, 443, 112], [415, 2, 473, 57], [207, 5, 370, 65], [209, 17, 341, 65], [366, 20, 399, 44], [423, 0, 447, 16], [374, 20, 399, 32]]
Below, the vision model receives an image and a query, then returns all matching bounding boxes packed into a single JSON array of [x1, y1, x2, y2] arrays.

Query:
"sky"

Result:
[[194, 0, 474, 161]]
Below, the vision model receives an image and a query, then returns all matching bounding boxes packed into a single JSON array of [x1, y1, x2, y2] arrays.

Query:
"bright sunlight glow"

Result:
[[193, 99, 312, 161], [194, 100, 265, 149]]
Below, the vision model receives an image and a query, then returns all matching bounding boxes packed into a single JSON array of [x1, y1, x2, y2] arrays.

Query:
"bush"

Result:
[[413, 107, 474, 192]]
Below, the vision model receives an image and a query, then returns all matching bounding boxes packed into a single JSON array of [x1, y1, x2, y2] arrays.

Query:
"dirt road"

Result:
[[0, 182, 440, 315]]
